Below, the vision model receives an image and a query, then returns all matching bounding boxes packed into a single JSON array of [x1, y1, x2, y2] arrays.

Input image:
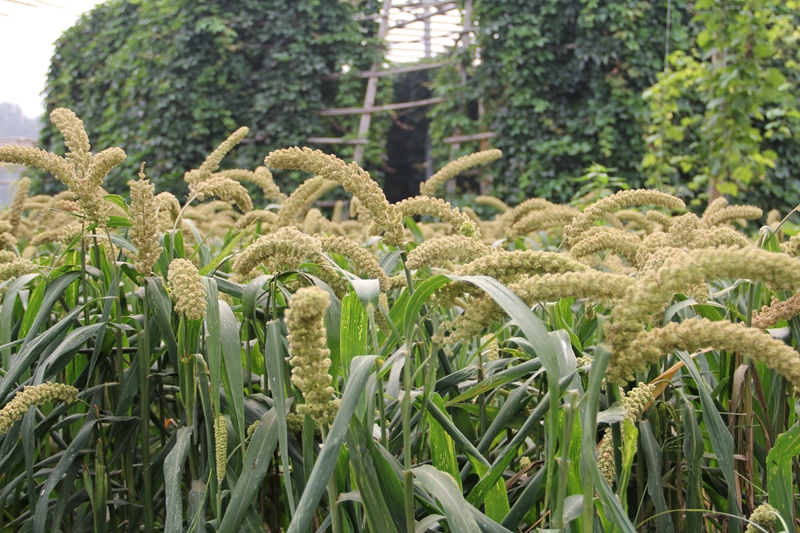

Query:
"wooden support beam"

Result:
[[395, 0, 457, 9], [321, 60, 446, 81], [390, 2, 458, 30], [318, 97, 445, 117], [442, 131, 497, 144], [306, 137, 370, 145], [352, 0, 394, 165]]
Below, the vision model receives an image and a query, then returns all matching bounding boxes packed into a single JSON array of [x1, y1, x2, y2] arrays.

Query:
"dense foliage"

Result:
[[431, 0, 694, 203], [644, 0, 800, 206], [39, 0, 388, 196], [0, 109, 799, 532], [429, 0, 800, 212]]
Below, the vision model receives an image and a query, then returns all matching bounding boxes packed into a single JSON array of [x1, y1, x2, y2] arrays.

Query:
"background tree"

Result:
[[429, 0, 800, 213], [430, 0, 694, 205], [0, 103, 41, 138], [644, 0, 800, 208], [39, 0, 388, 196]]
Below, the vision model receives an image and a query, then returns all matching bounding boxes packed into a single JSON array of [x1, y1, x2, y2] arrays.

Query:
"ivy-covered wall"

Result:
[[430, 0, 800, 213], [430, 0, 695, 205], [40, 0, 800, 212], [40, 0, 387, 196]]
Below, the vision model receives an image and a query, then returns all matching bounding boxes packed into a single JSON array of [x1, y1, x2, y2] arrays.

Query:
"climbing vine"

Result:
[[644, 0, 800, 205], [430, 0, 694, 204], [39, 0, 389, 196], [430, 0, 800, 212]]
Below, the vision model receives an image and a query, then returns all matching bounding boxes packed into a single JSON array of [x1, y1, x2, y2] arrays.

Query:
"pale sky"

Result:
[[0, 0, 462, 120], [0, 0, 103, 119]]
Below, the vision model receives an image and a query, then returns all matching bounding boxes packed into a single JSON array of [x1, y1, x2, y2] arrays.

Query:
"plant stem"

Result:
[[402, 337, 415, 533], [607, 383, 624, 487], [320, 425, 343, 533], [139, 288, 154, 533]]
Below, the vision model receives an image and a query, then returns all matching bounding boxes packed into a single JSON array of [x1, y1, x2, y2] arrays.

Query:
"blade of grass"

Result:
[[682, 401, 704, 532], [675, 349, 741, 520], [218, 409, 279, 532], [346, 417, 401, 533], [340, 291, 368, 380], [501, 467, 545, 530], [0, 273, 38, 367], [266, 319, 295, 515], [146, 277, 178, 368], [449, 275, 564, 521], [20, 271, 80, 347], [0, 303, 85, 400], [413, 465, 481, 533], [33, 416, 97, 533], [580, 346, 636, 533], [766, 421, 800, 527], [220, 299, 246, 454], [640, 420, 675, 533], [445, 358, 542, 406], [425, 398, 489, 466], [164, 425, 193, 531], [287, 355, 378, 533], [466, 373, 575, 508], [426, 393, 461, 490]]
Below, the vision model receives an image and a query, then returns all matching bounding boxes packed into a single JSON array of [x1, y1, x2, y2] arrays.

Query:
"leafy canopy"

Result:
[[40, 0, 385, 196]]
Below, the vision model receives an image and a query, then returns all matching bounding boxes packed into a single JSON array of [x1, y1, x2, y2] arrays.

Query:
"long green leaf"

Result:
[[403, 275, 451, 344], [218, 409, 279, 532], [198, 230, 247, 276], [446, 358, 541, 406], [426, 398, 489, 467], [164, 426, 193, 532], [20, 271, 80, 347], [287, 355, 378, 533], [340, 291, 368, 379], [466, 373, 575, 508], [203, 277, 222, 418], [448, 276, 562, 382], [502, 467, 545, 530], [346, 418, 401, 533], [682, 401, 704, 532], [33, 416, 97, 533], [219, 300, 245, 446], [676, 350, 741, 518], [367, 438, 408, 531], [265, 319, 295, 514], [413, 465, 481, 533], [449, 275, 564, 516], [580, 346, 636, 533], [146, 277, 178, 367], [0, 304, 84, 400], [33, 323, 105, 384], [467, 458, 509, 522], [427, 394, 461, 490], [0, 273, 37, 367], [640, 421, 674, 533], [767, 421, 800, 527]]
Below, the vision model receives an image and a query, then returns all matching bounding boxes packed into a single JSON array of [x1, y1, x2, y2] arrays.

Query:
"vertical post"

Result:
[[423, 4, 434, 181], [423, 5, 432, 59], [447, 0, 472, 195], [478, 99, 494, 195], [352, 0, 394, 165]]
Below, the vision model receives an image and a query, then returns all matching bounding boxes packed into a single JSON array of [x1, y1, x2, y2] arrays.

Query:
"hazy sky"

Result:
[[0, 0, 102, 119], [0, 1, 461, 120]]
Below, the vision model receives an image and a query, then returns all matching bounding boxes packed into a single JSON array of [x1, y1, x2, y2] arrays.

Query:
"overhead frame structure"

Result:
[[310, 0, 495, 175]]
